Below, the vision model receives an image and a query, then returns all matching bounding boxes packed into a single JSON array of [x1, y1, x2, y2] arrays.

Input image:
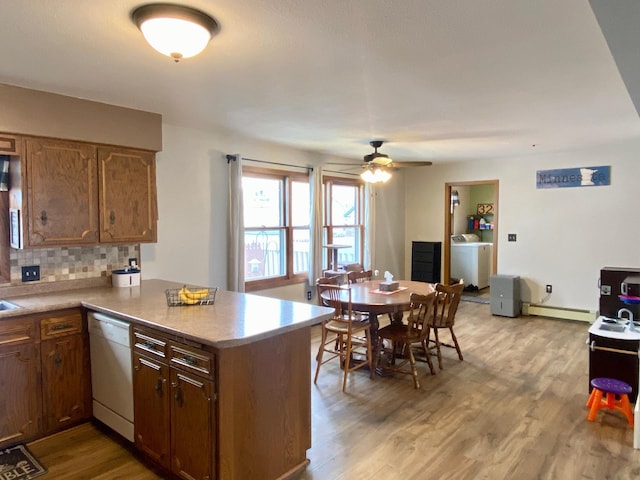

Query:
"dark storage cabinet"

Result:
[[411, 241, 441, 283]]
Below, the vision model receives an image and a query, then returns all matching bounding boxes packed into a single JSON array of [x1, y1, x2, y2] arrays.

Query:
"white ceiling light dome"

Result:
[[132, 3, 220, 62]]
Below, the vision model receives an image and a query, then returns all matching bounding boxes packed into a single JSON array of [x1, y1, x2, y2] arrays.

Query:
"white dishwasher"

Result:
[[88, 311, 134, 442]]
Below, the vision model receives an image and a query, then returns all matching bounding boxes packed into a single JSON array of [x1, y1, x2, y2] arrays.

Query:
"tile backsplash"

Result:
[[9, 245, 140, 285]]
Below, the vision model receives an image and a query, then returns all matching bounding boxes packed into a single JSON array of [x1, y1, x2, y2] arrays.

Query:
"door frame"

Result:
[[443, 180, 499, 285]]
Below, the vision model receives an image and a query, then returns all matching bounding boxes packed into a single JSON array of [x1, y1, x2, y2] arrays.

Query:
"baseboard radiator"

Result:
[[522, 302, 595, 323]]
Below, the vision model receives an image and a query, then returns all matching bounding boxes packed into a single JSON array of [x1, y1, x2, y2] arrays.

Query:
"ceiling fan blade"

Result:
[[391, 161, 433, 168]]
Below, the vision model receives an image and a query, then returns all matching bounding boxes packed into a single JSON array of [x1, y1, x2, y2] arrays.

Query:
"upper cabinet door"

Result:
[[25, 138, 99, 246], [98, 147, 157, 243]]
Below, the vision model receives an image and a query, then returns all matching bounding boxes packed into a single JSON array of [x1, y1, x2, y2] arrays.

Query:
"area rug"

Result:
[[0, 445, 46, 479], [461, 295, 491, 304]]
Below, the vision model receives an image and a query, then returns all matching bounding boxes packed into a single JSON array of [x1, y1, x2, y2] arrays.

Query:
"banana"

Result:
[[178, 286, 209, 304]]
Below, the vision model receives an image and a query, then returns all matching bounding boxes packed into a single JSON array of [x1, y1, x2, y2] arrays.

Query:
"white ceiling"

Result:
[[0, 0, 638, 164]]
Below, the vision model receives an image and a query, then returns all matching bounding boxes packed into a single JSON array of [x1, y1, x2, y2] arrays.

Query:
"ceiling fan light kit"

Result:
[[361, 165, 392, 183], [131, 3, 219, 62]]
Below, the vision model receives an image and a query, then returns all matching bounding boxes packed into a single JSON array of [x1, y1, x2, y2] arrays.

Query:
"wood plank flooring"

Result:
[[28, 301, 640, 479]]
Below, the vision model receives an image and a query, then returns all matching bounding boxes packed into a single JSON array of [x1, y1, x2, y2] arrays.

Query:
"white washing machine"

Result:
[[451, 234, 493, 289]]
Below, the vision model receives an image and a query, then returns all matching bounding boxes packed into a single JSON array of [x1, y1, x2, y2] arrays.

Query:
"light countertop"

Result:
[[0, 279, 333, 348]]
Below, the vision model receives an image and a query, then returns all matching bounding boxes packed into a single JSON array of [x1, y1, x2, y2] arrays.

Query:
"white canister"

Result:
[[111, 268, 141, 287]]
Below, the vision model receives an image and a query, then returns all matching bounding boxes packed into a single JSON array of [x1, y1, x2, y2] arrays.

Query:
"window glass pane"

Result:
[[292, 228, 310, 274], [291, 181, 309, 226], [331, 227, 360, 265], [331, 185, 357, 225], [243, 177, 282, 227], [244, 229, 286, 279]]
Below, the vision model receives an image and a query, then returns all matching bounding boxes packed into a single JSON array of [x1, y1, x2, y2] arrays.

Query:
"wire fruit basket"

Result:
[[166, 286, 218, 306]]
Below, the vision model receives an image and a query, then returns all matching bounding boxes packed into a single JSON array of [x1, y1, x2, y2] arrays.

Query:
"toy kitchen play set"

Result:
[[588, 267, 640, 447]]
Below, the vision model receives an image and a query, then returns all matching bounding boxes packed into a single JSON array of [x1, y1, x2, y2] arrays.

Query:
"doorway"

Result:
[[443, 181, 499, 291]]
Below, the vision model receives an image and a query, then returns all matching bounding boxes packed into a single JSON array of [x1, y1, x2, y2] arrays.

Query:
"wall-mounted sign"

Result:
[[476, 203, 494, 215], [536, 165, 610, 189]]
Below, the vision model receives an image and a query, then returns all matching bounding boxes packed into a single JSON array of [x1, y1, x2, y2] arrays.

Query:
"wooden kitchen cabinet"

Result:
[[9, 136, 157, 248], [133, 351, 171, 469], [0, 316, 41, 448], [0, 133, 21, 155], [0, 308, 91, 449], [40, 309, 91, 434], [23, 137, 99, 246], [98, 146, 157, 243], [133, 327, 215, 480]]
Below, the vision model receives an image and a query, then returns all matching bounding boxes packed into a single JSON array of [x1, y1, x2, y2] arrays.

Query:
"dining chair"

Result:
[[426, 279, 465, 370], [347, 269, 373, 284], [377, 292, 437, 388], [314, 284, 374, 391]]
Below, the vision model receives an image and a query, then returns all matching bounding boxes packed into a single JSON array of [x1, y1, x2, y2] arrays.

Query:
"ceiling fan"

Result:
[[355, 140, 433, 183]]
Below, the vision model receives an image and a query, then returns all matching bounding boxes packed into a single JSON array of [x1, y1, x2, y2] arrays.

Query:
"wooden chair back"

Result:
[[347, 269, 373, 284], [429, 280, 464, 329], [406, 292, 437, 341]]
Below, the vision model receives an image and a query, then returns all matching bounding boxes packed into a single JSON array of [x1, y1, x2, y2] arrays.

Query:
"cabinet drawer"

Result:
[[169, 342, 215, 379], [0, 317, 38, 345], [134, 328, 169, 361], [41, 311, 83, 339]]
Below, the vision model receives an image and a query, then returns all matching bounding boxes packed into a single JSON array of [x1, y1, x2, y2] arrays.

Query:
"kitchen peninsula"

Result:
[[0, 279, 333, 480]]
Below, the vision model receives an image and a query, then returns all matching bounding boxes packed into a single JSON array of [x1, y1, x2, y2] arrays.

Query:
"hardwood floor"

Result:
[[28, 301, 640, 479]]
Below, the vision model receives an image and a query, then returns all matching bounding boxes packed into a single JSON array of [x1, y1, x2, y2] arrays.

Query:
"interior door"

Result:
[[443, 181, 499, 286]]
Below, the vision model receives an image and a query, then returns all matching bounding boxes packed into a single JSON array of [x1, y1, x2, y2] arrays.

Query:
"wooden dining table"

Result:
[[323, 279, 436, 362]]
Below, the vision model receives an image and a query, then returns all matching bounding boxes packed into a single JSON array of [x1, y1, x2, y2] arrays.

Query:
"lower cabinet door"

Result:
[[133, 352, 171, 469], [0, 342, 41, 447], [41, 333, 90, 433], [170, 369, 214, 480]]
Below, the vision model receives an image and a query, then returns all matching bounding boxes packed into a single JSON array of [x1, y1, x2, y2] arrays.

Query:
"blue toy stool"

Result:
[[586, 377, 634, 427]]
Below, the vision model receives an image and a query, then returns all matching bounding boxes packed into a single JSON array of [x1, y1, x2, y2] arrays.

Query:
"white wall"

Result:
[[141, 122, 407, 303], [405, 138, 640, 312]]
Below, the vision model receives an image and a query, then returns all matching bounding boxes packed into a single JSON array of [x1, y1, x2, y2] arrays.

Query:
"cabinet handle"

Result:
[[40, 210, 48, 225], [173, 385, 183, 407], [155, 378, 164, 396], [54, 352, 62, 367], [183, 355, 197, 366], [109, 210, 116, 225], [51, 323, 73, 331]]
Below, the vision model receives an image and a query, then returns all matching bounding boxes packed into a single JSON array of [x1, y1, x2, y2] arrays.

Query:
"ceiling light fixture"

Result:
[[361, 165, 392, 184], [131, 3, 219, 62]]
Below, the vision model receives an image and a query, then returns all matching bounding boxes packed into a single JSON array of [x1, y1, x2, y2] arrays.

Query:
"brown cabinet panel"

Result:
[[40, 310, 83, 339], [0, 342, 41, 447], [170, 369, 214, 480], [0, 133, 20, 155], [133, 352, 171, 469], [98, 147, 157, 243], [41, 333, 90, 433], [24, 138, 99, 246]]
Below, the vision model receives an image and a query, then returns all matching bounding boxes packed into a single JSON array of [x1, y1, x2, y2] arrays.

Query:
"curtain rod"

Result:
[[226, 154, 312, 172]]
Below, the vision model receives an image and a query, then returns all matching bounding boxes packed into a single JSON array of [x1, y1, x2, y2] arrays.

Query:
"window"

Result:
[[242, 166, 309, 291], [323, 176, 364, 270]]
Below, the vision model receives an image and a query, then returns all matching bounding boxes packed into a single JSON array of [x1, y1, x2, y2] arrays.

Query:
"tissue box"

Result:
[[379, 281, 399, 292]]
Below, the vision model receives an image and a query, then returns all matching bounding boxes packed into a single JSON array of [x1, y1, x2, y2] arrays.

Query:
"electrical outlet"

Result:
[[21, 265, 40, 282], [508, 233, 517, 242], [546, 284, 552, 293], [128, 258, 138, 267], [306, 290, 312, 301]]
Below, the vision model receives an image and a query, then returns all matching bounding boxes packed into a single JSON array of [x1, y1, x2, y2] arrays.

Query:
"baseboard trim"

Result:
[[522, 302, 595, 323]]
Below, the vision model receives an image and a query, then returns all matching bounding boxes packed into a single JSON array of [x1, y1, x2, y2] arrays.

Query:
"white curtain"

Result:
[[308, 165, 324, 286], [227, 154, 245, 292], [363, 183, 375, 271]]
